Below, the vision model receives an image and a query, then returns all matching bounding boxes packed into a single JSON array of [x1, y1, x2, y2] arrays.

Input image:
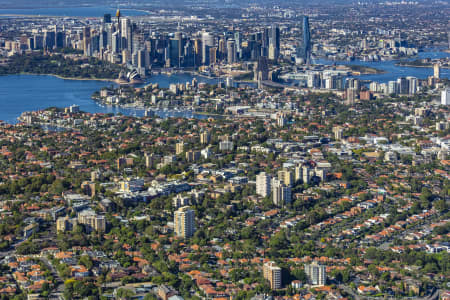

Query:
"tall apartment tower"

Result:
[[200, 131, 211, 144], [272, 178, 291, 206], [176, 142, 185, 155], [304, 261, 326, 286], [332, 126, 344, 140], [277, 169, 294, 186], [263, 261, 282, 289], [256, 172, 271, 197], [174, 206, 195, 238]]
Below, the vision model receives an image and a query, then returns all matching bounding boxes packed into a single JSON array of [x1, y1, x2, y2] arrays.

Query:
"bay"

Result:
[[0, 74, 216, 124], [316, 50, 450, 83]]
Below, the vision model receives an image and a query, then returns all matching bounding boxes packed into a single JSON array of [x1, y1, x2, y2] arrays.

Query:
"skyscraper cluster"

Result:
[[78, 14, 284, 72]]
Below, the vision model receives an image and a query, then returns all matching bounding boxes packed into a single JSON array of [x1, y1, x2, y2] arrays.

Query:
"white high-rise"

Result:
[[256, 172, 271, 197], [305, 261, 326, 286], [174, 206, 195, 238], [441, 88, 450, 105]]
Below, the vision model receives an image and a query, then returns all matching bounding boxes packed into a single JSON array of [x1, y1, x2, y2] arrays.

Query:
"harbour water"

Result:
[[0, 74, 214, 123], [0, 51, 448, 124], [316, 50, 449, 83]]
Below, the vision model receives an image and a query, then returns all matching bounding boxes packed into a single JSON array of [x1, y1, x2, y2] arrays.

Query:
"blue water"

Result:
[[316, 50, 450, 83], [0, 6, 148, 17], [0, 74, 215, 123], [1, 51, 448, 123]]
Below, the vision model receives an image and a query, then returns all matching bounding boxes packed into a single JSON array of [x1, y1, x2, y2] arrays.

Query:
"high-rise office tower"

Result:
[[201, 32, 215, 65], [112, 31, 120, 53], [234, 31, 242, 57], [55, 30, 65, 48], [301, 16, 311, 64], [209, 47, 217, 65], [269, 26, 280, 59], [120, 18, 132, 52], [169, 37, 181, 67], [116, 9, 122, 45], [82, 26, 91, 56], [174, 206, 195, 238], [263, 261, 282, 290], [194, 38, 202, 66], [43, 29, 56, 50], [227, 39, 237, 64], [256, 172, 271, 198], [174, 32, 183, 52], [104, 13, 112, 24], [304, 261, 326, 286], [137, 49, 146, 68], [218, 38, 226, 60]]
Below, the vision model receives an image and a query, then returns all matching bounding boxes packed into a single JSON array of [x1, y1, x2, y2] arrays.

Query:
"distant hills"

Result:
[[2, 0, 448, 9]]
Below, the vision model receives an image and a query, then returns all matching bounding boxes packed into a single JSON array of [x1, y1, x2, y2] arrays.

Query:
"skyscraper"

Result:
[[104, 13, 112, 24], [268, 26, 280, 59], [201, 32, 215, 65], [174, 206, 195, 238], [227, 39, 237, 64], [301, 16, 311, 64], [82, 26, 91, 56]]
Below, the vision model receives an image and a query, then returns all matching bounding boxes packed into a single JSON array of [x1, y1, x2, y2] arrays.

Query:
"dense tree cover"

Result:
[[0, 52, 123, 79]]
